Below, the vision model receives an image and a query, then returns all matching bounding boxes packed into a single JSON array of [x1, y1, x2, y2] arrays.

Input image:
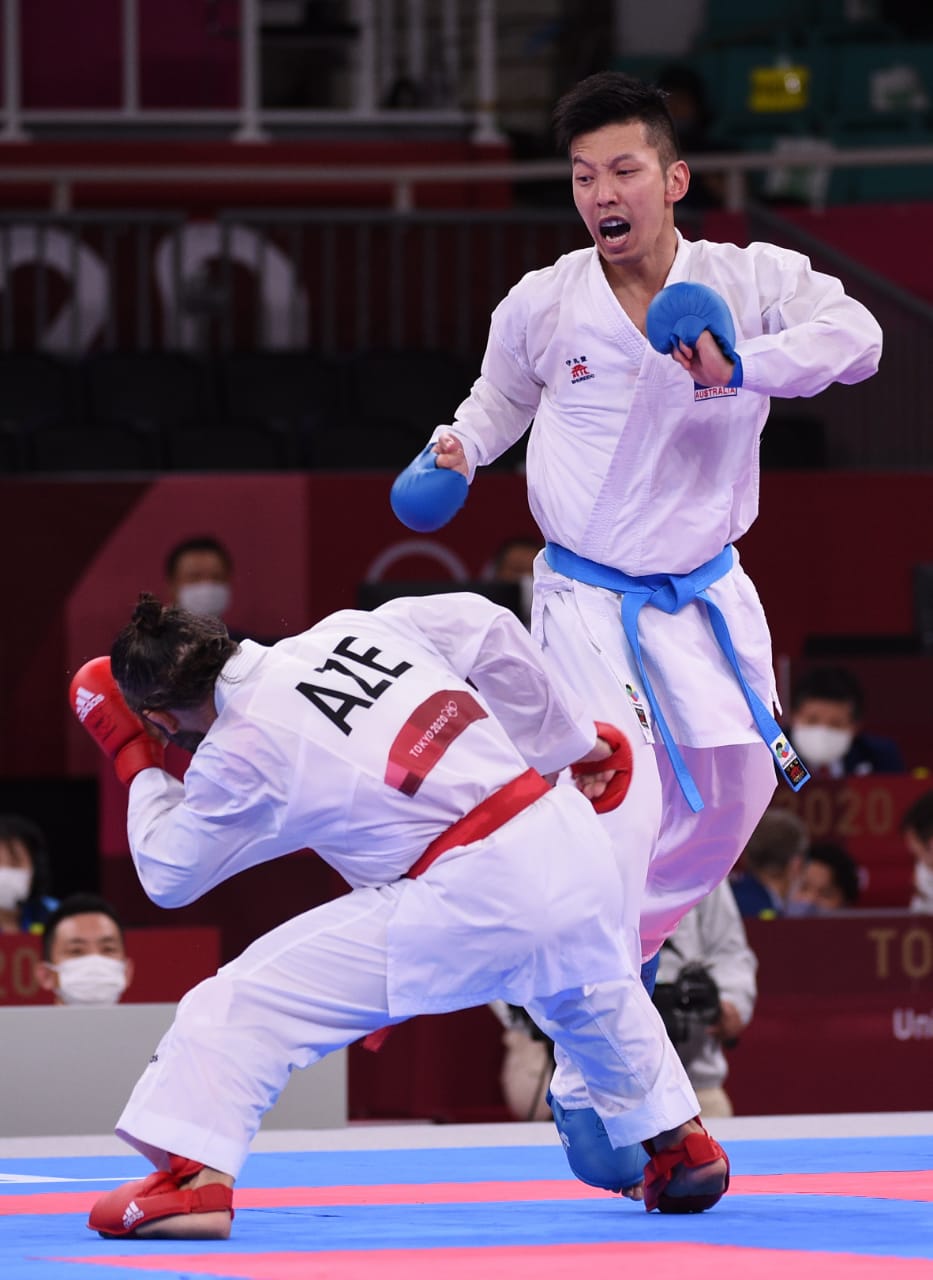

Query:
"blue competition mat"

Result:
[[3, 1132, 933, 1279]]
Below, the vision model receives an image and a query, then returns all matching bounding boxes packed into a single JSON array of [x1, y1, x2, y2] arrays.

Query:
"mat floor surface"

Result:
[[3, 1114, 933, 1280]]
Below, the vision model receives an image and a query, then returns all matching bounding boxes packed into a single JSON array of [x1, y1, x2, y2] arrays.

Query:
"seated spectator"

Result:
[[901, 791, 933, 913], [36, 893, 133, 1005], [489, 534, 543, 628], [730, 806, 810, 919], [654, 880, 757, 1118], [489, 1000, 553, 1122], [788, 665, 905, 777], [0, 814, 58, 935], [165, 534, 278, 645], [164, 535, 234, 624], [655, 62, 726, 210], [787, 843, 861, 914], [495, 881, 757, 1122]]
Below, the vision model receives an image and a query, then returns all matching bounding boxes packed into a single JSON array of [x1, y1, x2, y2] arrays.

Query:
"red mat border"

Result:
[[57, 1241, 933, 1279], [7, 1169, 933, 1218]]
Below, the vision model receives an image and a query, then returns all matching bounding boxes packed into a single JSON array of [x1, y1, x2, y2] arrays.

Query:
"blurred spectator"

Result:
[[495, 879, 758, 1121], [654, 880, 757, 1118], [788, 665, 906, 778], [489, 1000, 553, 1121], [787, 842, 860, 914], [730, 806, 810, 918], [36, 893, 133, 1005], [655, 62, 726, 209], [490, 535, 543, 627], [165, 534, 277, 644], [0, 815, 58, 935], [164, 535, 234, 623], [901, 791, 933, 913]]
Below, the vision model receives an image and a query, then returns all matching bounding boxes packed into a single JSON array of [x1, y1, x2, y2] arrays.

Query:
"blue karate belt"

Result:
[[544, 541, 810, 812]]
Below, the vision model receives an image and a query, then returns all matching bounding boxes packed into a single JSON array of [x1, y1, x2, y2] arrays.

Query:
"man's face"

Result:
[[790, 862, 845, 912], [39, 911, 133, 1005], [171, 550, 230, 590], [570, 120, 686, 271], [0, 836, 34, 915], [48, 912, 127, 967], [0, 836, 32, 874], [791, 698, 857, 733], [169, 549, 232, 619]]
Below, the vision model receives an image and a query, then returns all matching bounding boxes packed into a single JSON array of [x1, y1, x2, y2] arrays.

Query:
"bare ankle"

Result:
[[186, 1166, 235, 1191], [653, 1118, 701, 1151]]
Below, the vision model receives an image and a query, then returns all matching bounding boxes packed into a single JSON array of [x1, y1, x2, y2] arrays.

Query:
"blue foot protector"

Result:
[[390, 443, 469, 532], [549, 1095, 645, 1192], [645, 281, 743, 387]]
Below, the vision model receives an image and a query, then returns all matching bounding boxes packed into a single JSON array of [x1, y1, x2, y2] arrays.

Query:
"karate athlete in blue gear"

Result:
[[392, 70, 882, 1192]]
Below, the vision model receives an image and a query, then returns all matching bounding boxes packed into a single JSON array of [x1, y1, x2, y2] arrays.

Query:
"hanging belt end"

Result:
[[770, 734, 810, 792]]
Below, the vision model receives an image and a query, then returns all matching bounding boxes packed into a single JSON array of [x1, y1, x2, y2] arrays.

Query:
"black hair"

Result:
[[552, 70, 680, 167], [42, 893, 126, 960], [742, 807, 809, 874], [805, 842, 860, 907], [790, 665, 865, 720], [111, 592, 238, 713], [164, 536, 233, 581], [0, 813, 53, 902], [902, 790, 933, 842]]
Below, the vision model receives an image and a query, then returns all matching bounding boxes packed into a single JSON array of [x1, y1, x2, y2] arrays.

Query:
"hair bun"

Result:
[[131, 592, 165, 635]]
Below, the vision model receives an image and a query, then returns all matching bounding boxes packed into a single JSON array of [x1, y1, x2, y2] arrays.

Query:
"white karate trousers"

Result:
[[535, 575, 777, 1112], [535, 579, 778, 961], [115, 791, 698, 1178]]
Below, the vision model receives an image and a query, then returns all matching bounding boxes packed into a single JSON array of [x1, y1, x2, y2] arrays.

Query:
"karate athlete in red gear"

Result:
[[70, 591, 728, 1240]]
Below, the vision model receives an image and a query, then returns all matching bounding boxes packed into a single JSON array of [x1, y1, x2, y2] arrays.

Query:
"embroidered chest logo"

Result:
[[566, 355, 594, 384], [694, 384, 737, 402]]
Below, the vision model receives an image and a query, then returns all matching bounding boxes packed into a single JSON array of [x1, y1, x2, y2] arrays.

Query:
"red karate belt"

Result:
[[363, 767, 551, 1052]]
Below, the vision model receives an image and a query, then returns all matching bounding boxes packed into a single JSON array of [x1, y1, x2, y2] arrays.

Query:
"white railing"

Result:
[[1, 143, 933, 214], [0, 0, 499, 142]]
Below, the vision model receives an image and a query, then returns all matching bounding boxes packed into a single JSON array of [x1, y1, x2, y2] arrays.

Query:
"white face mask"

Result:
[[177, 581, 231, 618], [0, 865, 32, 912], [915, 861, 933, 903], [793, 724, 854, 768], [52, 954, 128, 1006]]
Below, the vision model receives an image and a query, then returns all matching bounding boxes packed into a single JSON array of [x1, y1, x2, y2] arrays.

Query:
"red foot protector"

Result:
[[642, 1122, 730, 1214], [87, 1155, 234, 1238], [570, 721, 634, 813]]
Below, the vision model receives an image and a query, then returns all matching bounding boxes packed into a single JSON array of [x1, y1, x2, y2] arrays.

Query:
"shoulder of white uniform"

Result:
[[691, 235, 809, 273], [504, 246, 593, 299]]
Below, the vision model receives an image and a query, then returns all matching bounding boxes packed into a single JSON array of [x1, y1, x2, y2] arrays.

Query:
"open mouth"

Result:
[[599, 217, 631, 241]]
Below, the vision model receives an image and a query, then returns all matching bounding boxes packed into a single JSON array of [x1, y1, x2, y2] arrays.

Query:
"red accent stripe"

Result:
[[9, 1169, 933, 1217], [405, 767, 550, 879], [53, 1243, 933, 1278], [364, 767, 550, 1050], [384, 690, 488, 796]]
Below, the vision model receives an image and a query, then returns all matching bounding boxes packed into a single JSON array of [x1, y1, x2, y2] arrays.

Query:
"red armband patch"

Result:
[[385, 690, 488, 796]]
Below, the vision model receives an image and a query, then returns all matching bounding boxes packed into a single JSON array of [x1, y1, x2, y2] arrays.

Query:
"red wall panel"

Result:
[[2, 469, 931, 779]]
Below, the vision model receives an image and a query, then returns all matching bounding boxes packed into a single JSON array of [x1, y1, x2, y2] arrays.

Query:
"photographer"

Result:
[[653, 880, 757, 1118]]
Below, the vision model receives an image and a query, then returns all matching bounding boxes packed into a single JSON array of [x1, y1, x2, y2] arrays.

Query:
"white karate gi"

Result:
[[435, 232, 883, 962], [115, 593, 697, 1178]]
